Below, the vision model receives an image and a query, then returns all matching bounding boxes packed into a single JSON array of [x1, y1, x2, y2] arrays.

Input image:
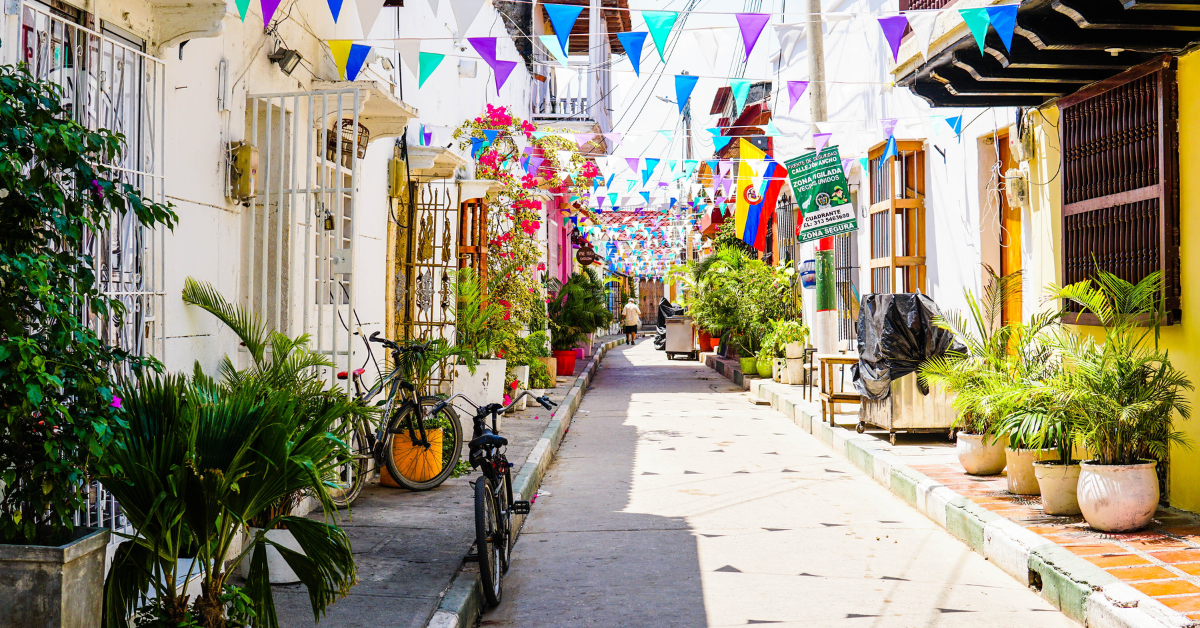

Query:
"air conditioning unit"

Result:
[[1004, 168, 1030, 210]]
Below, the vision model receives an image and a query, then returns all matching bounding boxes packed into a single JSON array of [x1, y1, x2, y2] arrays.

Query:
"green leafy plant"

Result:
[[453, 268, 506, 359], [0, 65, 177, 544], [528, 359, 554, 389], [101, 374, 357, 628], [547, 271, 611, 352], [1041, 269, 1192, 465]]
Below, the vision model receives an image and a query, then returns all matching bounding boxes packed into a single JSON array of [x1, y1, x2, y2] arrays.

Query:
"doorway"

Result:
[[998, 133, 1021, 325]]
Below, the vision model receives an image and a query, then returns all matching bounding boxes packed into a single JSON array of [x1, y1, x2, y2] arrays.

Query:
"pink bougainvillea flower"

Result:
[[110, 396, 122, 409], [504, 394, 512, 405], [537, 262, 546, 271], [510, 380, 519, 390]]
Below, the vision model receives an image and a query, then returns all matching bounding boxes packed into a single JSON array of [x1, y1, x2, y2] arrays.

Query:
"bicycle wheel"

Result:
[[330, 422, 369, 508], [475, 477, 504, 607], [382, 395, 463, 491], [498, 466, 514, 573]]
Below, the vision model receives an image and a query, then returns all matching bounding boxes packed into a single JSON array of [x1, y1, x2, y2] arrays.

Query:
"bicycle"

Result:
[[328, 331, 464, 506], [428, 390, 557, 607]]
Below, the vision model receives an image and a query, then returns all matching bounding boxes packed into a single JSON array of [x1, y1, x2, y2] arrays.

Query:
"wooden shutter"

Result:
[[868, 139, 927, 294], [1058, 55, 1180, 323]]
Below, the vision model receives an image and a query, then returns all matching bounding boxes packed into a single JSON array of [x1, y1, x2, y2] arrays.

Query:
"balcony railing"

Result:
[[899, 0, 957, 9], [532, 64, 591, 120]]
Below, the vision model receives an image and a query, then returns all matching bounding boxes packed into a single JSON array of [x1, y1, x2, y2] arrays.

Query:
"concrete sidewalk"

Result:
[[484, 340, 1078, 627], [706, 352, 1199, 628], [268, 335, 625, 628]]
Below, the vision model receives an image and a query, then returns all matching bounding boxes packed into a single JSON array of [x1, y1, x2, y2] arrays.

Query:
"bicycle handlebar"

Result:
[[430, 391, 556, 418]]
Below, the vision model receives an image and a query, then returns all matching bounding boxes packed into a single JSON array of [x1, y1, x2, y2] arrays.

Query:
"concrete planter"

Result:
[[1078, 460, 1159, 532], [509, 365, 530, 412], [786, 358, 805, 386], [1005, 448, 1060, 495], [0, 527, 108, 628], [772, 358, 785, 383], [956, 433, 1006, 476], [785, 342, 805, 359], [241, 527, 306, 584], [453, 358, 506, 406], [536, 357, 557, 387], [1034, 462, 1082, 515], [738, 357, 757, 377]]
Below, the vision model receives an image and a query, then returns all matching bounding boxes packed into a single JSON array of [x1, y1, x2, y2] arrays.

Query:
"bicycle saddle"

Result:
[[336, 368, 366, 380], [469, 434, 508, 449]]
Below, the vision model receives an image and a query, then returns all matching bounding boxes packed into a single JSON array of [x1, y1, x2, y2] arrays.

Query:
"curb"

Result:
[[705, 354, 1196, 628], [427, 337, 626, 628]]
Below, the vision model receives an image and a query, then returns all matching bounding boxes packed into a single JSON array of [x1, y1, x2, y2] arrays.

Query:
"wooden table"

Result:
[[817, 353, 862, 427]]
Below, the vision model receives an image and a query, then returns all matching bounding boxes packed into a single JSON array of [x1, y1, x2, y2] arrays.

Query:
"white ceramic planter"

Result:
[[956, 433, 1007, 476], [785, 342, 804, 359], [509, 365, 530, 412], [241, 527, 306, 584], [1078, 460, 1159, 532], [786, 358, 805, 386], [1005, 448, 1060, 495], [1034, 462, 1082, 515], [452, 358, 506, 406]]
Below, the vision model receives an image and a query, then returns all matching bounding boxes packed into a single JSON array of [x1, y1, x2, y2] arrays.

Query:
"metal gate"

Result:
[[19, 0, 166, 540], [245, 89, 361, 393]]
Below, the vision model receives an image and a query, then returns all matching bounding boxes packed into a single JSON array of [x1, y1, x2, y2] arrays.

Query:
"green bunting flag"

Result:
[[236, 0, 251, 21], [642, 11, 679, 61], [539, 35, 569, 67], [418, 52, 445, 87], [958, 7, 992, 54], [730, 79, 752, 113]]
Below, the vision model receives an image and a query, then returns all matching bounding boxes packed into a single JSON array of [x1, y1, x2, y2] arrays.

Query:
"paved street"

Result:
[[485, 340, 1079, 628]]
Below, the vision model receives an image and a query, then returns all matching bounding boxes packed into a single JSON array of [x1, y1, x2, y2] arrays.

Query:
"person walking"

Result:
[[621, 298, 641, 345]]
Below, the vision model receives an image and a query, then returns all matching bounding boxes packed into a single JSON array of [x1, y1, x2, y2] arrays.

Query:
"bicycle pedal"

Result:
[[511, 500, 531, 514]]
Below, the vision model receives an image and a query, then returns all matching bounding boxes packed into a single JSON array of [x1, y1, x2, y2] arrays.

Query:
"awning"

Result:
[[897, 0, 1200, 108]]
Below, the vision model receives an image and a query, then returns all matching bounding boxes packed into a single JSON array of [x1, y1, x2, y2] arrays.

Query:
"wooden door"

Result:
[[998, 135, 1021, 325]]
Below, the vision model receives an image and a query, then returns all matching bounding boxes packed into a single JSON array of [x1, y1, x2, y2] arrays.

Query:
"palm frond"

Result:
[[182, 277, 268, 363]]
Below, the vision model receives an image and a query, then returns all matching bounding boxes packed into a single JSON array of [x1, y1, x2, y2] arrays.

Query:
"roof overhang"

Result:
[[896, 0, 1200, 108], [311, 80, 419, 140], [407, 146, 469, 180]]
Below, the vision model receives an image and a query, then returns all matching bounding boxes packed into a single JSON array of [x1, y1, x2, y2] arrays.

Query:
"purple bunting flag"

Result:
[[735, 13, 771, 61], [493, 60, 518, 94], [877, 15, 908, 63], [881, 117, 898, 138], [813, 133, 833, 153], [787, 80, 809, 114]]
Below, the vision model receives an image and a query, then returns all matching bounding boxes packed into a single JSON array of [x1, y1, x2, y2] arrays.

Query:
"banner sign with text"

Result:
[[784, 146, 857, 243]]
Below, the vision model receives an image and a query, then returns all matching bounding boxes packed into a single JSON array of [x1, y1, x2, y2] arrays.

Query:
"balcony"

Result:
[[531, 64, 592, 121]]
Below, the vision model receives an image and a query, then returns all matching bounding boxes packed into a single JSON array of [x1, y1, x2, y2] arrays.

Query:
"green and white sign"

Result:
[[784, 146, 857, 243]]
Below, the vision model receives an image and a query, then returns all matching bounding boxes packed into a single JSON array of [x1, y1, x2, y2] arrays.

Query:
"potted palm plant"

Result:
[[453, 268, 508, 404], [921, 268, 1022, 476], [547, 272, 610, 376], [0, 65, 177, 628], [1046, 269, 1192, 531], [773, 320, 811, 384]]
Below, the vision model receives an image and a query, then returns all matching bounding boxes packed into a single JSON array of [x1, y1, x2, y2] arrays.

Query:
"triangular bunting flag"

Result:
[[959, 7, 992, 54], [765, 120, 782, 136], [539, 35, 570, 67], [625, 157, 640, 172], [604, 133, 623, 148], [576, 133, 595, 150], [609, 192, 619, 206], [774, 23, 805, 66], [907, 11, 938, 60], [236, 0, 251, 21], [544, 4, 585, 53], [985, 4, 1018, 53], [945, 115, 963, 136], [450, 0, 487, 36], [642, 11, 679, 61], [787, 80, 808, 114], [691, 29, 720, 72], [674, 74, 699, 113], [813, 133, 832, 153], [328, 41, 353, 79], [881, 118, 898, 138], [427, 0, 440, 16], [395, 39, 421, 76], [842, 157, 854, 177], [617, 32, 648, 76], [880, 135, 898, 164], [357, 0, 387, 37], [730, 79, 752, 113], [645, 158, 660, 172], [877, 15, 908, 63], [639, 191, 651, 204], [735, 13, 771, 61], [482, 129, 499, 145], [345, 44, 371, 81], [493, 60, 518, 94], [468, 37, 498, 67], [261, 0, 283, 26], [418, 52, 444, 87]]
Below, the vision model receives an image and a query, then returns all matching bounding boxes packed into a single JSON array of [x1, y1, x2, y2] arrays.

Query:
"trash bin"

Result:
[[665, 316, 698, 360]]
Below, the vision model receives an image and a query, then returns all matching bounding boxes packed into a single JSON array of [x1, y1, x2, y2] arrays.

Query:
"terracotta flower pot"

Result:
[[956, 433, 1006, 476], [698, 330, 713, 351], [1078, 460, 1159, 532], [1005, 448, 1060, 495], [552, 350, 576, 376], [1034, 461, 1082, 516]]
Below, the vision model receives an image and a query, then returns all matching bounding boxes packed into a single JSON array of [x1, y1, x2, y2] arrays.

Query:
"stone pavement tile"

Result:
[[1105, 565, 1179, 580], [1159, 595, 1200, 612], [1083, 553, 1152, 568], [1131, 579, 1200, 597], [1149, 549, 1200, 563], [1065, 543, 1129, 556], [1174, 563, 1200, 576]]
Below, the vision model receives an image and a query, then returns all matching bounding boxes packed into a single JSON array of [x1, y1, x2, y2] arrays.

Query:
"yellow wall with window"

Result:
[[1024, 50, 1200, 513]]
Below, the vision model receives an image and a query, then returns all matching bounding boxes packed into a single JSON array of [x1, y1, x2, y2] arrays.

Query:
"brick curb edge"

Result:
[[425, 337, 626, 628], [706, 354, 1195, 628]]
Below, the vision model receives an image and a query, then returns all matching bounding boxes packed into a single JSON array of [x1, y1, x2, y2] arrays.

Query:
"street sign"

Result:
[[576, 243, 598, 266], [784, 146, 857, 243]]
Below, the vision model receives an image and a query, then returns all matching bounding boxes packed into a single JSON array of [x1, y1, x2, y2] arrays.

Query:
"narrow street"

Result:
[[486, 340, 1078, 628]]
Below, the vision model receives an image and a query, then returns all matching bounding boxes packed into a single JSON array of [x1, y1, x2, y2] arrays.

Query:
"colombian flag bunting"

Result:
[[733, 139, 763, 244], [734, 138, 785, 253]]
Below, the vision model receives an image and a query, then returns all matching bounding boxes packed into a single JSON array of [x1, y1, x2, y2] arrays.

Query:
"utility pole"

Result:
[[682, 72, 694, 160], [807, 0, 837, 355]]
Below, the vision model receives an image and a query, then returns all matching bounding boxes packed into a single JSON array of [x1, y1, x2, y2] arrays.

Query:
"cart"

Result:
[[858, 372, 956, 444], [664, 316, 699, 360]]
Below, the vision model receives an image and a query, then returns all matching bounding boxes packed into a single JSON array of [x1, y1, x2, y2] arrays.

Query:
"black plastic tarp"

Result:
[[852, 293, 965, 401], [655, 298, 684, 350]]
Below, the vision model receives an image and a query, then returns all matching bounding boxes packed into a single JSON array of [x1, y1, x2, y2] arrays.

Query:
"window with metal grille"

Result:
[[834, 229, 859, 342], [1058, 55, 1180, 324], [868, 140, 926, 294]]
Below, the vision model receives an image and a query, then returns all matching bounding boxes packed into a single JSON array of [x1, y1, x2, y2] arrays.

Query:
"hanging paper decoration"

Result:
[[944, 115, 963, 136], [880, 135, 898, 165], [674, 74, 699, 114], [236, 0, 251, 21], [427, 0, 440, 16], [813, 133, 832, 153], [544, 4, 585, 53], [418, 52, 445, 87], [729, 79, 752, 113], [395, 39, 421, 76], [328, 41, 352, 79], [657, 130, 674, 143], [482, 130, 499, 146], [625, 157, 640, 172], [641, 11, 679, 61], [764, 120, 782, 137], [986, 4, 1019, 53], [639, 191, 651, 204], [691, 29, 720, 72], [493, 60, 518, 95], [787, 80, 808, 114], [358, 0, 387, 37], [735, 13, 771, 61], [539, 35, 570, 67], [906, 11, 938, 60], [774, 24, 805, 66], [877, 15, 908, 63], [609, 192, 619, 206], [468, 37, 499, 67], [645, 158, 660, 173], [470, 137, 485, 158], [842, 157, 855, 177], [958, 7, 992, 54], [450, 0, 487, 36], [604, 133, 623, 149], [261, 0, 283, 27], [616, 32, 648, 76], [576, 134, 595, 150], [881, 118, 898, 138]]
